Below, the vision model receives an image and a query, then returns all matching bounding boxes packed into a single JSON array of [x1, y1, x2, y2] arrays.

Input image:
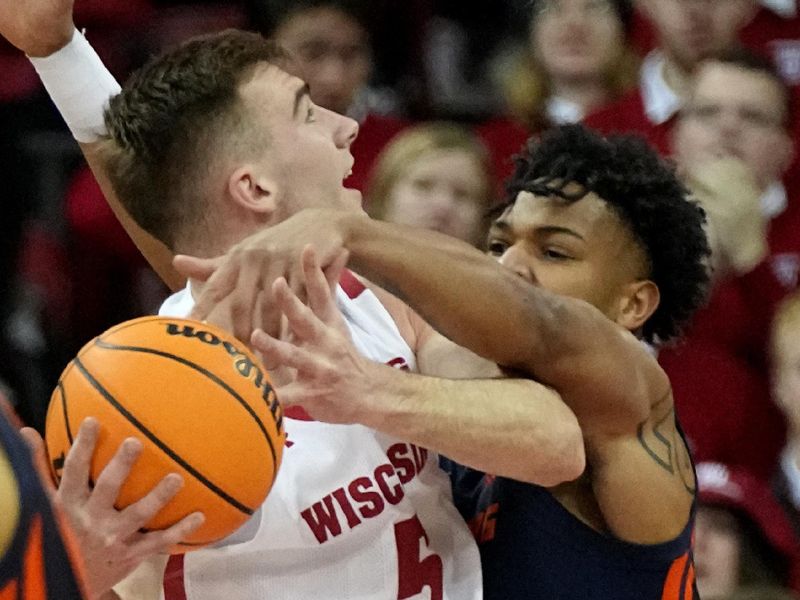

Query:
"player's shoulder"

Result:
[[341, 270, 427, 354]]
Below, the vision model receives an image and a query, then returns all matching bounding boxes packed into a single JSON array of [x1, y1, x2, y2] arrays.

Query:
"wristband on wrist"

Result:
[[29, 29, 121, 144]]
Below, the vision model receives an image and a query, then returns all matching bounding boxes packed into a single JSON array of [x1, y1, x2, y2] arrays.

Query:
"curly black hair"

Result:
[[503, 124, 710, 344]]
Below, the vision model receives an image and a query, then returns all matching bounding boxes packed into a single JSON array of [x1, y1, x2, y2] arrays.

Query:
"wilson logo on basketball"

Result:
[[165, 323, 282, 428]]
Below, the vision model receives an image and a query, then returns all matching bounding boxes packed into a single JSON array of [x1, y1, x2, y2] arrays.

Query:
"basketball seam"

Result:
[[92, 339, 279, 468], [96, 315, 171, 339], [58, 381, 75, 445], [73, 357, 255, 516]]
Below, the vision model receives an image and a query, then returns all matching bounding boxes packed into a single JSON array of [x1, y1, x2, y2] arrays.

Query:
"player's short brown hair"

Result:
[[100, 30, 286, 250]]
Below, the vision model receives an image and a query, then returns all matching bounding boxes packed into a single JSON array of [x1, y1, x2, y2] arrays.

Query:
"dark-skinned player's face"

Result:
[[487, 186, 655, 326]]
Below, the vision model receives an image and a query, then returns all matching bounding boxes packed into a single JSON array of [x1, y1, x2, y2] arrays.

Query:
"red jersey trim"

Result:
[[163, 554, 187, 600], [284, 406, 315, 421], [339, 270, 366, 300]]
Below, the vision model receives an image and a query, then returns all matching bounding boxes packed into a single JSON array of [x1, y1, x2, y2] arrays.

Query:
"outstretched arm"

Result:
[[251, 247, 585, 486], [0, 0, 183, 289], [183, 211, 693, 542], [298, 215, 695, 543], [182, 209, 665, 433]]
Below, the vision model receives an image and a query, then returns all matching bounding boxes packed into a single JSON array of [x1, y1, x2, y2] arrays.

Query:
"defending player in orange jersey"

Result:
[[185, 125, 710, 599], [0, 396, 88, 599]]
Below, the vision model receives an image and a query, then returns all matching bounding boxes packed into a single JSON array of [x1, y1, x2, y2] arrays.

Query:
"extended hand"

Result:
[[22, 419, 204, 599], [250, 247, 386, 425], [0, 0, 75, 57], [174, 208, 358, 344]]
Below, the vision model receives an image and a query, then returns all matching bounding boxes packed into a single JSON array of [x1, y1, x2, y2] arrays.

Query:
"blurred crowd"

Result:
[[1, 0, 799, 597]]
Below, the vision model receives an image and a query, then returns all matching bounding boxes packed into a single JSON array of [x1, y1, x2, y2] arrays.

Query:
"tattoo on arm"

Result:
[[636, 392, 696, 496]]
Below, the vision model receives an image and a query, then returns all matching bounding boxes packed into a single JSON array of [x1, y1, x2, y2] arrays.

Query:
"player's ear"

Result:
[[227, 166, 278, 216], [615, 279, 660, 333]]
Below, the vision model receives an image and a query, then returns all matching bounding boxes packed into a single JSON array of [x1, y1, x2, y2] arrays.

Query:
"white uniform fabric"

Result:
[[158, 276, 482, 599]]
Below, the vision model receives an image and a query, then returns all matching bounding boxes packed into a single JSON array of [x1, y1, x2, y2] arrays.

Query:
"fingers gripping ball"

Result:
[[45, 316, 285, 552]]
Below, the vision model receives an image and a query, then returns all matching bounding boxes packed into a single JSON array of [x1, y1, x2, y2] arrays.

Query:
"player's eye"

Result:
[[542, 247, 571, 261], [487, 240, 508, 256]]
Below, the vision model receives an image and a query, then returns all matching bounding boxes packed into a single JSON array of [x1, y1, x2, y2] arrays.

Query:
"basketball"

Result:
[[45, 316, 285, 552]]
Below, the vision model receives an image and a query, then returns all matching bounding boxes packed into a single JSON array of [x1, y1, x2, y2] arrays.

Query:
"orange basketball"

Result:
[[45, 316, 285, 552]]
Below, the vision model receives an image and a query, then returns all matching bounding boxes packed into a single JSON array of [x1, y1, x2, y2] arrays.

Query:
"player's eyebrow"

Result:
[[293, 83, 311, 118], [490, 219, 585, 241], [535, 226, 585, 241], [489, 219, 512, 234]]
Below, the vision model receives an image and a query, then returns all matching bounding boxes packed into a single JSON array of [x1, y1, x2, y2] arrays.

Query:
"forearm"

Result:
[[361, 366, 585, 486], [339, 213, 564, 370], [334, 212, 657, 431]]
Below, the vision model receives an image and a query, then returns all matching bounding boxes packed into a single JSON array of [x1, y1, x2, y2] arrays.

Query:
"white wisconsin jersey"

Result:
[[158, 272, 482, 600]]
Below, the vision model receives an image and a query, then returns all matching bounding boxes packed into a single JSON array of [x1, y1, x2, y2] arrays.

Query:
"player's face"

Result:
[[238, 65, 363, 217], [383, 149, 488, 245], [674, 62, 793, 189], [640, 0, 753, 70], [487, 188, 651, 324], [273, 6, 371, 115], [532, 0, 626, 81], [693, 506, 741, 598]]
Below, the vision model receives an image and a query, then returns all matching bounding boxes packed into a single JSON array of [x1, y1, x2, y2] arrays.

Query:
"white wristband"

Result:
[[29, 29, 121, 143]]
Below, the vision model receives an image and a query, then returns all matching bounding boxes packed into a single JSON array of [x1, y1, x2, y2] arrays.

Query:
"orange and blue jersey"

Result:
[[443, 463, 697, 600], [0, 412, 86, 600]]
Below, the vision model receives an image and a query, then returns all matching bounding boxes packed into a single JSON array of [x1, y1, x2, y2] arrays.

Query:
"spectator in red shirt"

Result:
[[584, 0, 754, 155], [660, 50, 798, 480], [479, 0, 638, 183]]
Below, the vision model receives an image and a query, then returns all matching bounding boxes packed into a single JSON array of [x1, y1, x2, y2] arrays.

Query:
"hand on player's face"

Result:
[[174, 208, 352, 345], [0, 0, 76, 57], [250, 247, 378, 425], [31, 418, 204, 598]]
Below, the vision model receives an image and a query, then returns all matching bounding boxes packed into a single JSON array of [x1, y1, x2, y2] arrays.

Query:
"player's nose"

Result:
[[335, 113, 359, 149], [498, 245, 536, 283]]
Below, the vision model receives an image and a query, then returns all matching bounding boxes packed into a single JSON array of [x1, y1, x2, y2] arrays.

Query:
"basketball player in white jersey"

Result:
[[0, 1, 586, 598]]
